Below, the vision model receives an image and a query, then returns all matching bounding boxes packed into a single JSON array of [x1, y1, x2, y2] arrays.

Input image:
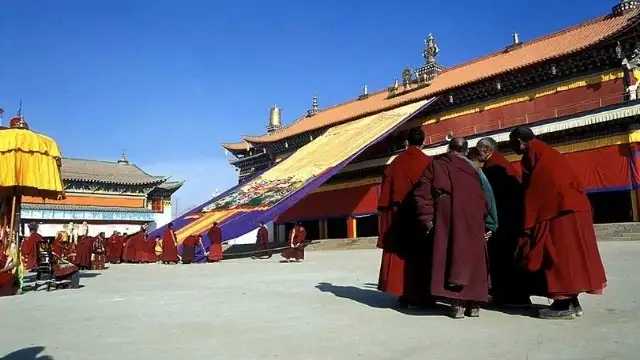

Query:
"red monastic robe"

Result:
[[123, 230, 146, 263], [256, 226, 269, 250], [21, 233, 41, 271], [182, 235, 199, 264], [74, 236, 94, 270], [140, 238, 158, 263], [107, 233, 123, 263], [281, 227, 306, 260], [376, 146, 432, 298], [52, 234, 64, 259], [517, 139, 607, 298], [414, 153, 490, 303], [207, 226, 223, 262], [160, 228, 180, 263], [481, 151, 528, 300]]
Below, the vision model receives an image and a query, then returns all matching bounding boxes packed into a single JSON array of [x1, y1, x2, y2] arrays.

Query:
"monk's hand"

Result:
[[484, 231, 492, 241]]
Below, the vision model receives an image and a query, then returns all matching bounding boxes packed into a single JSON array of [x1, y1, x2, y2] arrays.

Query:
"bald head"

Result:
[[407, 127, 425, 147], [448, 137, 468, 154]]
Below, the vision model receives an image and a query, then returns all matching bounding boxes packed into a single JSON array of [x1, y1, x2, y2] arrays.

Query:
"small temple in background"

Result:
[[219, 1, 640, 242], [20, 149, 183, 237]]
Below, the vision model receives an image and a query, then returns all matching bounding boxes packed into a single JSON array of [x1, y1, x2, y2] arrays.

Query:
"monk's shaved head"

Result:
[[448, 137, 468, 154], [477, 137, 498, 151], [407, 127, 426, 147], [509, 126, 536, 154]]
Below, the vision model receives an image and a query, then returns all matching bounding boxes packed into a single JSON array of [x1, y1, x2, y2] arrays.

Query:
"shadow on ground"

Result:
[[0, 346, 53, 360]]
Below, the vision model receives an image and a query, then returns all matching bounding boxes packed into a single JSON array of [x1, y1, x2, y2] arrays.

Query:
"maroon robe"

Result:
[[481, 151, 528, 301], [207, 226, 223, 262], [182, 235, 199, 264], [256, 226, 269, 249], [517, 139, 607, 298], [52, 235, 64, 260], [107, 234, 124, 263], [140, 238, 158, 263], [91, 236, 107, 270], [21, 233, 41, 271], [414, 153, 490, 303], [281, 227, 306, 260], [123, 230, 145, 263], [160, 228, 180, 263], [377, 146, 432, 298], [74, 236, 94, 270]]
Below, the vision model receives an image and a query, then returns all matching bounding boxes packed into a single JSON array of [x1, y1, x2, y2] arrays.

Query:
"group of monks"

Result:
[[377, 126, 607, 320]]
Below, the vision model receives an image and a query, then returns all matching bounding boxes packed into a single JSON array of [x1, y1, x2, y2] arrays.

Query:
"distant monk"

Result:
[[509, 126, 607, 319], [252, 222, 271, 259], [160, 223, 180, 264], [107, 231, 123, 264], [377, 127, 433, 308], [207, 222, 223, 263], [281, 222, 306, 262], [91, 232, 107, 270], [140, 232, 159, 263], [475, 137, 531, 307], [21, 222, 41, 272], [52, 231, 66, 260], [415, 137, 496, 319], [74, 235, 93, 270], [125, 224, 148, 263], [182, 234, 204, 264]]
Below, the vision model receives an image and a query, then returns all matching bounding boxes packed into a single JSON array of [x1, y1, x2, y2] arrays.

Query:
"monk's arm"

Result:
[[414, 167, 435, 232]]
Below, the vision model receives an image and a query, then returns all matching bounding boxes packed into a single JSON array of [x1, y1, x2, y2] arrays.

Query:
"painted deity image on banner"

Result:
[[201, 176, 303, 212]]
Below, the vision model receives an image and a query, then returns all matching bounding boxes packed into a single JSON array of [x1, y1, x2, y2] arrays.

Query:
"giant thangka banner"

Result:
[[150, 98, 435, 249]]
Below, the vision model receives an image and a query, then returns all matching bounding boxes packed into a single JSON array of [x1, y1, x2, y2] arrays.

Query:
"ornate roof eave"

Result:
[[221, 141, 252, 152], [231, 10, 640, 146], [62, 176, 169, 187]]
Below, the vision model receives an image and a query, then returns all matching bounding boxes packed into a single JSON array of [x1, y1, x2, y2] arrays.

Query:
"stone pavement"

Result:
[[0, 242, 639, 360]]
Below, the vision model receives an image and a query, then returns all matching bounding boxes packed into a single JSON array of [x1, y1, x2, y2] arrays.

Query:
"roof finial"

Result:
[[512, 32, 520, 45], [307, 96, 319, 116], [17, 99, 22, 117], [118, 150, 129, 164], [423, 33, 439, 65]]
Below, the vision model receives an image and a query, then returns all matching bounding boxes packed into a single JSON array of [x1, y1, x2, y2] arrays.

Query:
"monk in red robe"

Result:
[[207, 222, 223, 262], [377, 127, 432, 308], [509, 126, 607, 319], [125, 224, 148, 263], [181, 234, 204, 264], [160, 223, 180, 264], [91, 232, 107, 270], [414, 138, 493, 319], [107, 231, 123, 264], [74, 235, 93, 270], [476, 137, 531, 307], [21, 222, 41, 272], [252, 222, 271, 259], [52, 231, 66, 260], [281, 222, 306, 262], [140, 234, 158, 263]]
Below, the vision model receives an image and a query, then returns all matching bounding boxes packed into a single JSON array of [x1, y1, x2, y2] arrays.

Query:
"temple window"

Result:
[[151, 198, 164, 213]]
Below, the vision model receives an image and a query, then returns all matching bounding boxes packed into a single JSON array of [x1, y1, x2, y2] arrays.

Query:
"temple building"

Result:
[[20, 152, 183, 237], [217, 1, 640, 242]]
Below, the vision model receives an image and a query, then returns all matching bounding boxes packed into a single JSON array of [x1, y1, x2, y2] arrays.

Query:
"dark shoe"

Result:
[[394, 297, 409, 309], [539, 300, 576, 320], [465, 307, 480, 317], [571, 297, 583, 317], [449, 304, 465, 319]]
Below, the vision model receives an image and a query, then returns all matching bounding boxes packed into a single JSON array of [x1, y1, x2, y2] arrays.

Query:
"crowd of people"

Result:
[[377, 125, 607, 320]]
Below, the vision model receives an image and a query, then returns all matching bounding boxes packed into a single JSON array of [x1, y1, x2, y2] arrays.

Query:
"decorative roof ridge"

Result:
[[443, 12, 625, 74]]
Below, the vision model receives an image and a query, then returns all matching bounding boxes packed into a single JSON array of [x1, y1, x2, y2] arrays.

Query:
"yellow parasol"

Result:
[[0, 114, 65, 259]]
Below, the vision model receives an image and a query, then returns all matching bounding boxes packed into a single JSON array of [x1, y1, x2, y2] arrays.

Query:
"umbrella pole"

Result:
[[8, 196, 17, 247]]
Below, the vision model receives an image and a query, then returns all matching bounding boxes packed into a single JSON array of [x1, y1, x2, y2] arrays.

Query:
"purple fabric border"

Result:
[[160, 97, 436, 253]]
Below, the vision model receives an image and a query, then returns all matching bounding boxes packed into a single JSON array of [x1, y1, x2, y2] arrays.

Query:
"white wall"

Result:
[[153, 201, 173, 229], [225, 221, 274, 245]]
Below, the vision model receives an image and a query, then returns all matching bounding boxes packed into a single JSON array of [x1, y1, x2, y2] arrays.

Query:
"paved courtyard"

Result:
[[0, 242, 639, 360]]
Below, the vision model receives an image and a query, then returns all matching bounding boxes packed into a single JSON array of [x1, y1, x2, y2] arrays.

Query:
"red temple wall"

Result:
[[422, 77, 623, 143], [276, 184, 378, 223], [510, 143, 633, 192]]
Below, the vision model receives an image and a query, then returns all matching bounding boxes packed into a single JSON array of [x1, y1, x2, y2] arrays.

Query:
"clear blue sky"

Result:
[[0, 0, 613, 212]]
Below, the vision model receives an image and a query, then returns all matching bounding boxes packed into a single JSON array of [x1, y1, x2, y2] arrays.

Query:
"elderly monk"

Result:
[[207, 222, 223, 263], [160, 223, 180, 264], [376, 127, 433, 309], [476, 137, 531, 307], [415, 137, 496, 319], [21, 222, 41, 272], [253, 222, 271, 259], [509, 126, 607, 319]]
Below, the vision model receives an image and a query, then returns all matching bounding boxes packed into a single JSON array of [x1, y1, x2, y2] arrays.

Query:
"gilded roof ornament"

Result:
[[118, 150, 129, 165], [423, 33, 440, 64]]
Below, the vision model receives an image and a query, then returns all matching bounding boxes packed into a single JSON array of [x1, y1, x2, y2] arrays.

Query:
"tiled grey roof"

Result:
[[22, 203, 154, 213], [156, 180, 184, 191], [61, 157, 167, 185]]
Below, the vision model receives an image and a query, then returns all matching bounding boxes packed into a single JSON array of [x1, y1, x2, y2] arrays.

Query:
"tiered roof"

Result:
[[61, 157, 170, 186], [222, 8, 639, 151]]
